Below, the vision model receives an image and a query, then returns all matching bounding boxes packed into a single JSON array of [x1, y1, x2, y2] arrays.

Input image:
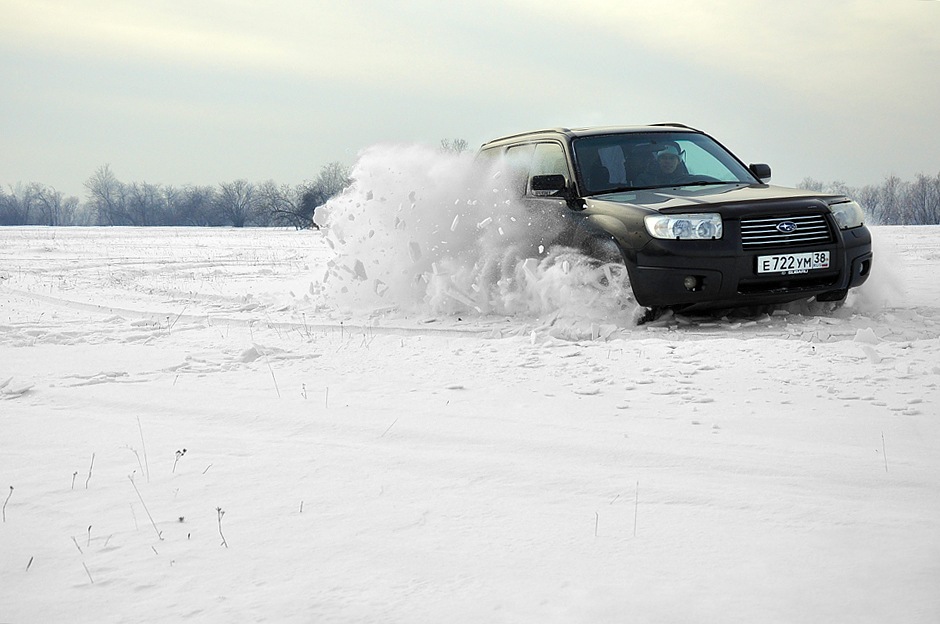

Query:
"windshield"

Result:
[[572, 132, 758, 195]]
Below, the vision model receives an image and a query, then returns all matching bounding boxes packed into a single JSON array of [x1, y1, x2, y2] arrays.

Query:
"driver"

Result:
[[637, 143, 688, 186]]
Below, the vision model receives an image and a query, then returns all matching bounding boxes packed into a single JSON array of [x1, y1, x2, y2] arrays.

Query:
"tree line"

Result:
[[0, 140, 473, 228], [797, 172, 940, 225], [2, 148, 937, 226], [0, 162, 351, 228]]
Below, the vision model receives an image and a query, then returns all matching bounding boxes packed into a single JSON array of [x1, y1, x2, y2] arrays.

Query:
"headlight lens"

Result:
[[644, 213, 723, 240], [829, 200, 866, 230]]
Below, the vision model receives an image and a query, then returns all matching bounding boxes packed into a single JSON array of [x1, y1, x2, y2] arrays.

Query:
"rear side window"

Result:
[[504, 144, 536, 194], [479, 142, 572, 197]]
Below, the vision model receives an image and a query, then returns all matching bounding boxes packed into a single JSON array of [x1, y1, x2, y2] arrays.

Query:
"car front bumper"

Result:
[[626, 225, 873, 310]]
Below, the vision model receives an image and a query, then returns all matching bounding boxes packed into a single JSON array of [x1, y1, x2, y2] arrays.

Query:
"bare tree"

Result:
[[257, 163, 350, 229], [180, 185, 221, 226], [0, 187, 17, 225], [125, 181, 166, 226], [880, 175, 904, 224], [799, 172, 940, 225], [216, 180, 258, 227], [257, 162, 352, 229], [798, 177, 824, 192], [258, 181, 308, 229], [0, 187, 9, 225], [31, 183, 78, 226], [855, 184, 883, 224], [305, 162, 351, 228], [85, 165, 128, 225], [907, 173, 940, 225], [0, 185, 35, 225], [157, 184, 220, 226], [440, 138, 469, 154], [316, 161, 351, 196]]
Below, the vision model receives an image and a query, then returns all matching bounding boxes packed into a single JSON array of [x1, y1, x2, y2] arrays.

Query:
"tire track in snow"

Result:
[[3, 287, 499, 338]]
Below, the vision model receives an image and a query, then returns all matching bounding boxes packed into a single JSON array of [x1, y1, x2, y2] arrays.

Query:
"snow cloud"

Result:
[[314, 145, 636, 324]]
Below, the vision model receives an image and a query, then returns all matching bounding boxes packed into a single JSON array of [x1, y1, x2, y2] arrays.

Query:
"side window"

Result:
[[527, 143, 571, 195], [474, 147, 501, 171], [470, 147, 502, 187], [530, 143, 570, 178], [493, 142, 572, 197], [503, 144, 536, 195]]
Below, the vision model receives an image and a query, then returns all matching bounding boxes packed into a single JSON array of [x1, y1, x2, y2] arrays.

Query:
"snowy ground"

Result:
[[1, 220, 939, 622]]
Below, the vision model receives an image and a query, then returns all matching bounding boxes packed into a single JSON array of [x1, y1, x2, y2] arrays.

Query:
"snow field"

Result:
[[1, 151, 939, 622]]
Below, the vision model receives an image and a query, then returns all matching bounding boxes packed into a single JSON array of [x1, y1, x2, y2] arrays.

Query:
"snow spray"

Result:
[[313, 144, 636, 324], [845, 231, 901, 313]]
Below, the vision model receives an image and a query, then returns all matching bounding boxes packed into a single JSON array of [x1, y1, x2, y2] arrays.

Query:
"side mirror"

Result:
[[749, 163, 771, 182], [530, 174, 570, 197]]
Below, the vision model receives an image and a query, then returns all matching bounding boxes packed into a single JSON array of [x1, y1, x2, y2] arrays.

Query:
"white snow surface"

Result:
[[2, 152, 940, 622]]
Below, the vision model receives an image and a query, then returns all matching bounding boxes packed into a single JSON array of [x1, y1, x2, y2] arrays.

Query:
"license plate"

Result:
[[757, 251, 830, 274]]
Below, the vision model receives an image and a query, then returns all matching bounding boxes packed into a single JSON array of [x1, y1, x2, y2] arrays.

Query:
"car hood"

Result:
[[585, 184, 842, 213]]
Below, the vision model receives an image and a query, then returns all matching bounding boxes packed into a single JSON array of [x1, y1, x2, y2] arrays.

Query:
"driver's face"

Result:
[[658, 154, 679, 174]]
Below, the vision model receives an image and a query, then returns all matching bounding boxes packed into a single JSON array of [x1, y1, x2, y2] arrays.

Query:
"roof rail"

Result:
[[480, 127, 572, 146], [650, 122, 700, 131]]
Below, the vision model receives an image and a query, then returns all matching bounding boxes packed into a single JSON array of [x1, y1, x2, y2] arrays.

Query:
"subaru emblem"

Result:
[[777, 221, 798, 233]]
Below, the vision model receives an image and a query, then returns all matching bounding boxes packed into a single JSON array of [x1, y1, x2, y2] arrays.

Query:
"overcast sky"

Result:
[[2, 0, 938, 197]]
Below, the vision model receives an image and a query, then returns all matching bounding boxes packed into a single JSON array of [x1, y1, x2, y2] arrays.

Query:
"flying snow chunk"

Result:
[[353, 260, 368, 281], [409, 242, 422, 262], [853, 327, 880, 344]]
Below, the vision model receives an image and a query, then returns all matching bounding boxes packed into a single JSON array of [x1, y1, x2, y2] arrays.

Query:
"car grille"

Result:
[[740, 214, 833, 248]]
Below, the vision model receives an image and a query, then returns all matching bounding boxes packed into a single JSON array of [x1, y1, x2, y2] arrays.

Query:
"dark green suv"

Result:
[[477, 124, 873, 311]]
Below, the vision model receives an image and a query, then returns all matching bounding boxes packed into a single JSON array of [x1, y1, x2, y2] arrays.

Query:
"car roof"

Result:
[[479, 123, 702, 149]]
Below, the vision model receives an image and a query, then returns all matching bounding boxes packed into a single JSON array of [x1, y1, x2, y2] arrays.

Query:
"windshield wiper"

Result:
[[588, 180, 742, 196], [681, 180, 739, 187]]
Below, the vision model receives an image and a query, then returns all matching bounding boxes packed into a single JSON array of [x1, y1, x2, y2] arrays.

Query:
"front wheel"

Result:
[[636, 306, 666, 325], [582, 234, 623, 265]]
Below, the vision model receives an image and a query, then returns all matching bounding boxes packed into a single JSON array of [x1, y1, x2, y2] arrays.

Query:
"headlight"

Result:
[[829, 200, 866, 230], [644, 213, 723, 240]]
